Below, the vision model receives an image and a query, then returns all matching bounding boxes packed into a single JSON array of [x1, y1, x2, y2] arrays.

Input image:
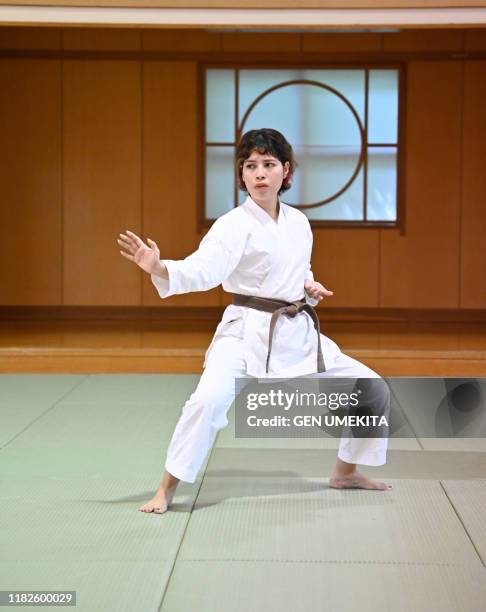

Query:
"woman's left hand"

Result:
[[304, 280, 334, 302]]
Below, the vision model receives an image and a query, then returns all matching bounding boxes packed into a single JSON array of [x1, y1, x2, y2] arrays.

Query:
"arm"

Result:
[[151, 215, 248, 299]]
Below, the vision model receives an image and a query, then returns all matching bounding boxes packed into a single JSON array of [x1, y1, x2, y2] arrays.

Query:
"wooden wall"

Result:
[[0, 27, 485, 309]]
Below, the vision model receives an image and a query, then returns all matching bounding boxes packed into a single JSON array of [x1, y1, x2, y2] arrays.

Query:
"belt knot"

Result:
[[283, 302, 303, 317]]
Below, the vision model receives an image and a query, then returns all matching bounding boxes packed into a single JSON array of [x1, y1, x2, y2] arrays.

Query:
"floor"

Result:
[[1, 373, 485, 611], [1, 318, 485, 375]]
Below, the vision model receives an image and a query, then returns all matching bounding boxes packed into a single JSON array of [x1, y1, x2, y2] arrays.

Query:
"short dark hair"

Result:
[[235, 128, 297, 195]]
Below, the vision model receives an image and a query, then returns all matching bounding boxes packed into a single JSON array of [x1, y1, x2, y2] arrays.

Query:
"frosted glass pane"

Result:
[[305, 69, 365, 122], [239, 69, 300, 124], [205, 146, 235, 219], [367, 147, 397, 221], [243, 83, 362, 150], [239, 69, 365, 124], [283, 144, 361, 204], [206, 70, 235, 143], [368, 70, 398, 143], [283, 166, 363, 221]]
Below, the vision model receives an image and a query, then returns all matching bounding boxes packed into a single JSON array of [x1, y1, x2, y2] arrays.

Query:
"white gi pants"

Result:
[[165, 336, 389, 483]]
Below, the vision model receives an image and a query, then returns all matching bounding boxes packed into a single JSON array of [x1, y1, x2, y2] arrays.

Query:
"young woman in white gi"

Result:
[[118, 128, 392, 514]]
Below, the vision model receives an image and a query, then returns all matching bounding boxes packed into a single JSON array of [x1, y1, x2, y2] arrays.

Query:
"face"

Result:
[[241, 150, 290, 205]]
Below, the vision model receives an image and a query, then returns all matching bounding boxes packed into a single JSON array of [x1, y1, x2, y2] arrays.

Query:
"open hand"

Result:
[[304, 279, 334, 302], [117, 230, 160, 275]]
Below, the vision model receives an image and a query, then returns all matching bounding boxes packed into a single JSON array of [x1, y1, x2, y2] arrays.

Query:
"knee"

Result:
[[347, 378, 391, 438], [181, 393, 212, 421], [181, 393, 228, 431], [356, 377, 391, 415]]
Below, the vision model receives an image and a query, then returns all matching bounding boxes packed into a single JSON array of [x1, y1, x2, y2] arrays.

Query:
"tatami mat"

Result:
[[0, 374, 86, 405], [206, 446, 486, 480], [0, 375, 202, 611], [176, 475, 481, 566], [160, 561, 486, 612], [419, 437, 486, 451], [1, 469, 202, 611], [160, 449, 485, 611], [2, 401, 185, 478], [442, 479, 486, 564], [0, 375, 87, 447], [0, 559, 175, 612], [55, 373, 200, 407], [1, 374, 485, 612]]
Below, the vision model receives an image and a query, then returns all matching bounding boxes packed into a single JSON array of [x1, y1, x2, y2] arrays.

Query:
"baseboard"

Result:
[[0, 306, 485, 324]]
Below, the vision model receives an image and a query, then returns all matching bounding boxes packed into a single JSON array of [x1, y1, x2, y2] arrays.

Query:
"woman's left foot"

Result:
[[329, 471, 392, 490]]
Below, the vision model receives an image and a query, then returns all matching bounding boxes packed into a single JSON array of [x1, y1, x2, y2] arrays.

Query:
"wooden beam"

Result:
[[1, 4, 486, 29]]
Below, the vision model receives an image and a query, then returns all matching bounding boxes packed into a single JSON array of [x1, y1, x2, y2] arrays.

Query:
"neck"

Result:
[[251, 193, 279, 220]]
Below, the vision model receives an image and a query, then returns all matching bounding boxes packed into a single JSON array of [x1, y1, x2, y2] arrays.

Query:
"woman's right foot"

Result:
[[139, 489, 175, 514]]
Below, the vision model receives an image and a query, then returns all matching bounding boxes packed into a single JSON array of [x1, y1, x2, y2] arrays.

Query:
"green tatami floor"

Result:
[[1, 374, 485, 611]]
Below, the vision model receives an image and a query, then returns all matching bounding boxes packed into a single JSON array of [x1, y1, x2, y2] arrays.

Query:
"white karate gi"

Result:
[[151, 195, 389, 483]]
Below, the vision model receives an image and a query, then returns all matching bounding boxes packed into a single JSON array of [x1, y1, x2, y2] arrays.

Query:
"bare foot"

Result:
[[329, 471, 392, 491], [139, 489, 175, 514]]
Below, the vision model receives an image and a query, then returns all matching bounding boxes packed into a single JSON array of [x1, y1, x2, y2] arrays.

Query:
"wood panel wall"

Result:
[[0, 59, 62, 305], [0, 27, 485, 309]]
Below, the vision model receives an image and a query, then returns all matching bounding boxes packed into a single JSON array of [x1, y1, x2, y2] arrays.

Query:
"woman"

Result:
[[118, 128, 392, 514]]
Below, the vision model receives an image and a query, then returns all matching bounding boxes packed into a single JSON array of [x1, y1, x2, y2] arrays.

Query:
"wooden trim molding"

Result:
[[2, 1, 486, 8], [1, 6, 486, 29]]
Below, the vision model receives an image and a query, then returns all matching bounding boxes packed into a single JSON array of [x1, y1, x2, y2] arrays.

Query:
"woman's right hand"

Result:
[[117, 230, 162, 275]]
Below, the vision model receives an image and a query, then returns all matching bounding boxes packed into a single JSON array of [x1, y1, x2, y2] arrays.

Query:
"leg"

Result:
[[318, 348, 392, 491], [140, 336, 246, 513]]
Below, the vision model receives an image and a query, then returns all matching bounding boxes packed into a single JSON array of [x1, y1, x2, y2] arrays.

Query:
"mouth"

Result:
[[255, 185, 268, 189]]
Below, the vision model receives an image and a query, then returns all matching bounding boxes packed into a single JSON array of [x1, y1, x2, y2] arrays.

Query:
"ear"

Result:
[[283, 161, 290, 177]]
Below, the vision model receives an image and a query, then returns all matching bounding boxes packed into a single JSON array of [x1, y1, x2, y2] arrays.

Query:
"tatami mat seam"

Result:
[[0, 374, 90, 450], [439, 480, 485, 567], [388, 384, 425, 450], [156, 431, 223, 612], [170, 559, 470, 567]]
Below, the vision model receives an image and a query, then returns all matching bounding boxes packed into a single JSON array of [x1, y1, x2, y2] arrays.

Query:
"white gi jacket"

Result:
[[151, 195, 340, 378]]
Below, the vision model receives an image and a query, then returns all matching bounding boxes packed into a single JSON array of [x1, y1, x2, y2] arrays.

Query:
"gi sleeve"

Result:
[[151, 214, 248, 298]]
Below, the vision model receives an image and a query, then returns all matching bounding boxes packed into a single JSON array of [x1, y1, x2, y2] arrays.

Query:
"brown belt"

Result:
[[231, 292, 326, 374]]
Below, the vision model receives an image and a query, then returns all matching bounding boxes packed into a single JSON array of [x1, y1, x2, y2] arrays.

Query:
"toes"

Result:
[[374, 482, 392, 490], [139, 498, 170, 513], [139, 503, 166, 514]]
